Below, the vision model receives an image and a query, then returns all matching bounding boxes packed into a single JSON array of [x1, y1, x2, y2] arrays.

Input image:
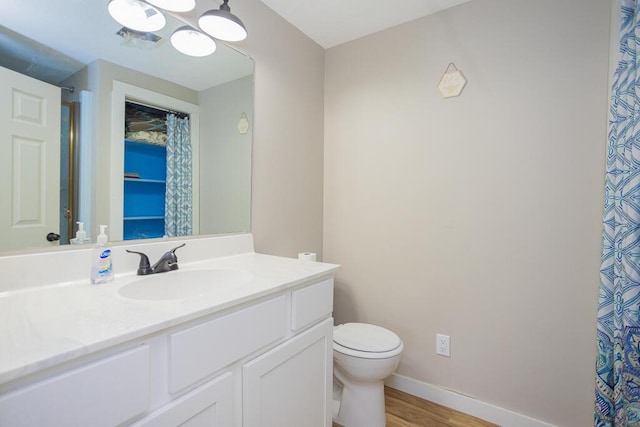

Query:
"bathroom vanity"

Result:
[[0, 234, 338, 426]]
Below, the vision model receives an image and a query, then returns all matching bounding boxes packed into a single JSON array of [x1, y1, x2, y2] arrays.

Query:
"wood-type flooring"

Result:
[[332, 386, 499, 427]]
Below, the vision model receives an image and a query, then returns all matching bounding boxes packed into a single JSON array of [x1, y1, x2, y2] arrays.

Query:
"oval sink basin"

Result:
[[118, 269, 254, 301]]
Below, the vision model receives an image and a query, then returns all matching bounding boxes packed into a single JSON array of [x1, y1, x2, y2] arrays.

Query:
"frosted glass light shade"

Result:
[[198, 9, 247, 42], [145, 0, 195, 13], [171, 27, 217, 57], [108, 0, 166, 32]]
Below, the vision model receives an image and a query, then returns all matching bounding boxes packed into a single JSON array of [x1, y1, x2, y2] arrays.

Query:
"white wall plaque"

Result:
[[238, 112, 250, 134], [438, 63, 467, 98]]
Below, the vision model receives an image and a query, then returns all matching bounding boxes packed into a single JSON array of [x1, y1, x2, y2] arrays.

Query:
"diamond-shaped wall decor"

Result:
[[438, 67, 467, 98], [238, 113, 250, 134]]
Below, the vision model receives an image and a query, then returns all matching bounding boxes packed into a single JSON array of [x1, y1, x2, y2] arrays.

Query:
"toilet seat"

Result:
[[333, 323, 403, 359]]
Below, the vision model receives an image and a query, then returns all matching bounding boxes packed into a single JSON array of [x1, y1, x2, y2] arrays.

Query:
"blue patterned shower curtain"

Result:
[[596, 1, 640, 425], [164, 114, 192, 237]]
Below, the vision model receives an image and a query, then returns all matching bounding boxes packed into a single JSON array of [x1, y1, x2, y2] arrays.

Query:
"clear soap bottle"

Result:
[[71, 221, 89, 245]]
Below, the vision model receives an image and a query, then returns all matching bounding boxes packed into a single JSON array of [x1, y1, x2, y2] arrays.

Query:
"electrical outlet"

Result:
[[436, 334, 450, 357]]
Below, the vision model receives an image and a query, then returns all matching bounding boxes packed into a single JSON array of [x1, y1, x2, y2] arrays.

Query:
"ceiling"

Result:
[[260, 0, 473, 48]]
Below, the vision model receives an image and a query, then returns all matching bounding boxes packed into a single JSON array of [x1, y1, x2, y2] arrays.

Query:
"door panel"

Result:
[[0, 65, 61, 250]]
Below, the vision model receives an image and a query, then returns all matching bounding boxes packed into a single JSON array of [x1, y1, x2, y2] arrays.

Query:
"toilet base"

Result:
[[333, 379, 386, 427], [332, 323, 403, 427]]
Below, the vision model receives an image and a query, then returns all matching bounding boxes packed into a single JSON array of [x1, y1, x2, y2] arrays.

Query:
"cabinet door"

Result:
[[132, 372, 232, 427], [243, 319, 333, 427]]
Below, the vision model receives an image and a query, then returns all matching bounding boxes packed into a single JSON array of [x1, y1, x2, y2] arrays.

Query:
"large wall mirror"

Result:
[[0, 0, 254, 253]]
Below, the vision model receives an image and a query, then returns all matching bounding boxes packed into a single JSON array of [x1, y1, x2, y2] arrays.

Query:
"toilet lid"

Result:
[[333, 323, 401, 353]]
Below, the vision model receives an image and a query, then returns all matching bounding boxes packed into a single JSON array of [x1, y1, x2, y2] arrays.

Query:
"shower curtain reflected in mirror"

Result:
[[164, 113, 192, 237], [595, 1, 640, 425]]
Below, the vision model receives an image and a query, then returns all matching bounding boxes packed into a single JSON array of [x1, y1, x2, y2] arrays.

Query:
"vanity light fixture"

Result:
[[198, 0, 247, 42], [107, 0, 247, 57], [171, 26, 217, 57], [145, 0, 195, 12], [107, 0, 166, 32], [117, 27, 162, 50]]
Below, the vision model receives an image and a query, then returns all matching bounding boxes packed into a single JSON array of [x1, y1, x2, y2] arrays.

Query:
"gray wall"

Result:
[[323, 0, 611, 425], [199, 76, 253, 234], [231, 0, 326, 259]]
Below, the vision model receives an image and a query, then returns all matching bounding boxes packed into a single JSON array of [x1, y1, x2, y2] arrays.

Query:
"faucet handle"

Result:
[[162, 243, 186, 272], [168, 243, 186, 260], [126, 249, 153, 275]]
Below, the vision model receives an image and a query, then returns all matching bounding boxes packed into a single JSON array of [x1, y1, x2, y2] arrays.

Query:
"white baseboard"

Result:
[[384, 374, 556, 427]]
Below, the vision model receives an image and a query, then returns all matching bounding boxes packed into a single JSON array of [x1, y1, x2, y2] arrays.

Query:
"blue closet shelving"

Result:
[[123, 138, 166, 240]]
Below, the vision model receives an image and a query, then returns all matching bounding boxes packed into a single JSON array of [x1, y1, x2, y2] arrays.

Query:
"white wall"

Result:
[[324, 0, 611, 425]]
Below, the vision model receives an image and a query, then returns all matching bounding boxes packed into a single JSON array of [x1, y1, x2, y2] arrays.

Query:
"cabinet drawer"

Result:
[[291, 278, 334, 331], [132, 372, 232, 427], [0, 345, 150, 427], [169, 295, 287, 393]]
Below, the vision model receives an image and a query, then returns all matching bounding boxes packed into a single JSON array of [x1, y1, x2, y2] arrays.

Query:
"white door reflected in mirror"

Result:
[[0, 66, 61, 251]]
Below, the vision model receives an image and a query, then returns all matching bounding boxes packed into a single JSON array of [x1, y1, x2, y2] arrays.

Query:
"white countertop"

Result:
[[0, 251, 339, 386]]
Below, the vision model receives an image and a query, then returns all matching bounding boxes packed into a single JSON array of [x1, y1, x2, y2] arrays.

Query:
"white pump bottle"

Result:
[[90, 225, 114, 284]]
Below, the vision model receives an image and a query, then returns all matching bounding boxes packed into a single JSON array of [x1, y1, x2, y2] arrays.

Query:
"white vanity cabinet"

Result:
[[241, 278, 335, 427], [0, 275, 335, 427], [243, 319, 333, 427]]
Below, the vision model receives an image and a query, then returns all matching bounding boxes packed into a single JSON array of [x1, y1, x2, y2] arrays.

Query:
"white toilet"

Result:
[[332, 323, 403, 427]]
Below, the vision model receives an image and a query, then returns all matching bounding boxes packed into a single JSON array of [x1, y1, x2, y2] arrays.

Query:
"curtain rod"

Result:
[[126, 99, 189, 118]]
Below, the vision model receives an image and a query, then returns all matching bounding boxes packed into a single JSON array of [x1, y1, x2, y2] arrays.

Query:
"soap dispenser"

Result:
[[71, 221, 89, 245], [91, 225, 114, 284]]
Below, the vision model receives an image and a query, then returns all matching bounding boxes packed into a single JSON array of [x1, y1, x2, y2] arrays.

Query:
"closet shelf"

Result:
[[124, 178, 166, 184], [124, 216, 165, 221]]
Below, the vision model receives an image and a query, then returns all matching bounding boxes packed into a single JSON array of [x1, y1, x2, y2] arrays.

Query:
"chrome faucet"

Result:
[[127, 243, 186, 275]]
